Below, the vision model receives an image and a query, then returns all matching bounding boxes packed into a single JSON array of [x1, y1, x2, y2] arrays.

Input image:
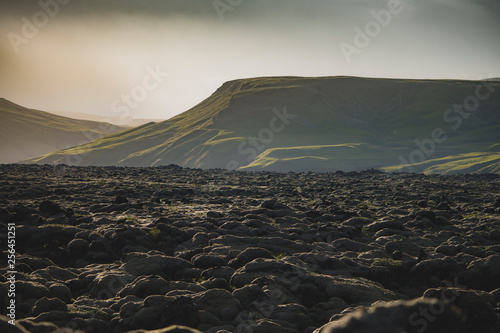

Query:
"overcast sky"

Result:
[[1, 0, 499, 120]]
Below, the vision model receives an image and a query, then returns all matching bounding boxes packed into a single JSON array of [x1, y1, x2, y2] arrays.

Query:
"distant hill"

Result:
[[46, 110, 164, 127], [24, 76, 500, 174], [0, 98, 128, 164]]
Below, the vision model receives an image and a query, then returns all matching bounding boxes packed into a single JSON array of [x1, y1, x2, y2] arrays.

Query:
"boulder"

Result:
[[315, 298, 465, 333], [120, 252, 192, 276]]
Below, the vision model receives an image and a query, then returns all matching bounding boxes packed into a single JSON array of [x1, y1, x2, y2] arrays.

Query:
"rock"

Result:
[[206, 211, 223, 219], [119, 296, 199, 331], [260, 200, 290, 210], [494, 197, 500, 207], [74, 317, 113, 332], [384, 240, 422, 257], [54, 188, 71, 195], [309, 299, 349, 324], [193, 288, 243, 321], [331, 238, 375, 252], [31, 297, 67, 316], [32, 310, 72, 326], [120, 252, 192, 276], [15, 319, 59, 333], [324, 276, 398, 304], [199, 277, 229, 290], [489, 230, 500, 241], [67, 238, 89, 256], [88, 240, 107, 252], [236, 318, 299, 333], [436, 244, 459, 256], [0, 315, 30, 332], [114, 195, 129, 204], [315, 298, 465, 333], [261, 200, 277, 209], [341, 217, 373, 228], [269, 303, 312, 331], [191, 253, 226, 269], [16, 281, 51, 299], [462, 254, 500, 290], [205, 325, 234, 333], [410, 257, 463, 285], [230, 259, 309, 288], [118, 276, 171, 298], [424, 287, 497, 332], [5, 164, 500, 333], [365, 220, 405, 232], [416, 209, 436, 220], [229, 247, 274, 268], [39, 200, 65, 216], [49, 283, 73, 303], [126, 325, 203, 333], [197, 309, 225, 331], [232, 284, 272, 307], [490, 288, 500, 302], [90, 271, 135, 299], [201, 266, 235, 282], [32, 266, 78, 282]]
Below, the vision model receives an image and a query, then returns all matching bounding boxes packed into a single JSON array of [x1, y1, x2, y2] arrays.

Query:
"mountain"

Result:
[[24, 76, 500, 174], [46, 110, 164, 127], [0, 98, 128, 164]]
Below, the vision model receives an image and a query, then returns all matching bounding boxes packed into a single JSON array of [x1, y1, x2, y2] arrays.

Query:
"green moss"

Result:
[[273, 253, 287, 260], [149, 227, 161, 237], [192, 276, 207, 283], [68, 307, 107, 319], [41, 223, 71, 229], [372, 257, 402, 268]]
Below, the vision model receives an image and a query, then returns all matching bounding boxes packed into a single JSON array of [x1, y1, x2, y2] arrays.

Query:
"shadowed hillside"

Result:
[[25, 77, 500, 174], [0, 98, 128, 164]]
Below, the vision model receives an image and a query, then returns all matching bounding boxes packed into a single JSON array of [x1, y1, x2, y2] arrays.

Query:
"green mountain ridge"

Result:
[[24, 76, 500, 174], [0, 98, 128, 164]]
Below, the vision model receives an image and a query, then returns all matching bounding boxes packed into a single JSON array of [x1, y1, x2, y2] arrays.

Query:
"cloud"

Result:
[[0, 0, 498, 120]]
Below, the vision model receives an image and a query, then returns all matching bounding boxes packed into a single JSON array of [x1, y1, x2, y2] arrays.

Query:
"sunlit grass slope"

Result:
[[25, 77, 500, 173]]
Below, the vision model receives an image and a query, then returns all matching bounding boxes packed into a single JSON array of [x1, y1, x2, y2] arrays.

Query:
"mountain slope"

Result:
[[46, 110, 164, 127], [25, 77, 500, 173], [0, 98, 128, 164]]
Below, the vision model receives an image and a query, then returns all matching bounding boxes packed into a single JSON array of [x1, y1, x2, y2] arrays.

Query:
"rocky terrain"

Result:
[[1, 164, 500, 333]]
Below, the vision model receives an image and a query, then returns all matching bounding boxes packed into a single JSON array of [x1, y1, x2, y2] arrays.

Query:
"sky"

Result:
[[1, 0, 499, 120]]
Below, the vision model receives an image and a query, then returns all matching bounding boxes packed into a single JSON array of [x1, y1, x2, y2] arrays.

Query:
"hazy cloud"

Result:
[[0, 0, 499, 120]]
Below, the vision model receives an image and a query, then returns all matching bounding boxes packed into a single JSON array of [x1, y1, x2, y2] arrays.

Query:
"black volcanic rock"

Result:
[[39, 200, 65, 216], [1, 165, 500, 333], [315, 299, 466, 333]]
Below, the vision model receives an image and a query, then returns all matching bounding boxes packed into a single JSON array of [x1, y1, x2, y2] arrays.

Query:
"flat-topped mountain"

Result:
[[25, 77, 500, 174], [0, 98, 128, 164]]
